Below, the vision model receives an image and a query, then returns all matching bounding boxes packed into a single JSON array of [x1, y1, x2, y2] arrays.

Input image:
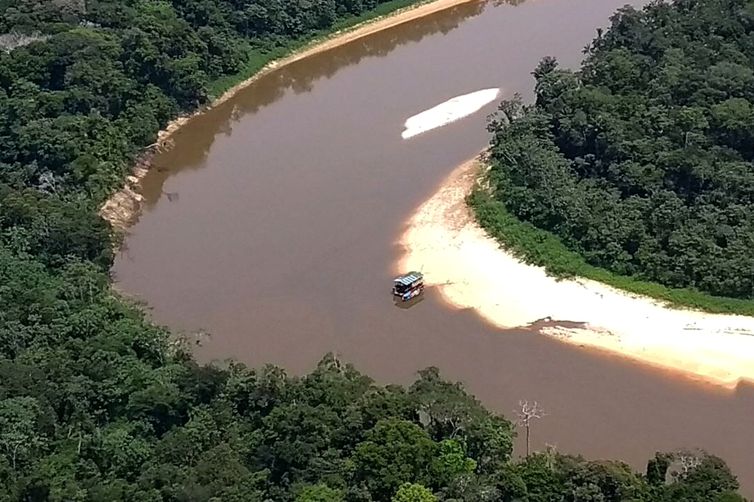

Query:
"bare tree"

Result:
[[516, 400, 546, 457], [675, 449, 702, 477], [0, 32, 49, 52]]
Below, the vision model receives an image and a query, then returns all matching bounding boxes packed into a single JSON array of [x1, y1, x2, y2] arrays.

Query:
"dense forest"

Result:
[[482, 0, 754, 303], [0, 0, 748, 500], [0, 0, 436, 198]]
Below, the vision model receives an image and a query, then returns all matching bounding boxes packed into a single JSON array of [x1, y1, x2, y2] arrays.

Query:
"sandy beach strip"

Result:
[[100, 0, 481, 230], [402, 88, 500, 139], [397, 156, 754, 389]]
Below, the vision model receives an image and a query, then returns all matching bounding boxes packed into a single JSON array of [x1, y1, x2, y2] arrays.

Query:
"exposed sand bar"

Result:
[[402, 88, 500, 139], [397, 157, 754, 389], [100, 0, 482, 231]]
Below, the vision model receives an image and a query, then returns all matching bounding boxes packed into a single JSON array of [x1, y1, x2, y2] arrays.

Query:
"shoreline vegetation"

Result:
[[0, 0, 748, 498], [470, 185, 754, 317], [100, 0, 480, 232], [398, 156, 754, 389], [479, 1, 754, 310], [397, 0, 754, 388]]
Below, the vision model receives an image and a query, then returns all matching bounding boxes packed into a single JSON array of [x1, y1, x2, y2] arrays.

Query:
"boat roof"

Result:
[[394, 271, 423, 286]]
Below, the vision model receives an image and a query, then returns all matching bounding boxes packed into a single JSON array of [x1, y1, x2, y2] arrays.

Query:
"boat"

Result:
[[392, 271, 424, 302]]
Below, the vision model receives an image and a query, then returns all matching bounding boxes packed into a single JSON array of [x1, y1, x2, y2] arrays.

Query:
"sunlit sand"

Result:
[[101, 0, 481, 230], [402, 88, 500, 139], [398, 157, 754, 389]]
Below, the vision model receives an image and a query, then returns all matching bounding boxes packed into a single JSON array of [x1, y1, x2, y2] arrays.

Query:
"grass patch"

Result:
[[207, 0, 432, 98], [468, 189, 754, 317]]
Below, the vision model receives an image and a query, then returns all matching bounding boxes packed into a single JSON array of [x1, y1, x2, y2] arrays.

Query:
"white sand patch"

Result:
[[102, 0, 481, 231], [397, 157, 754, 389], [402, 88, 500, 139]]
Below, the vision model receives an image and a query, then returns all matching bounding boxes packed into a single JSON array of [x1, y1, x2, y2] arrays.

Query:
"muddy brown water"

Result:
[[114, 0, 754, 492]]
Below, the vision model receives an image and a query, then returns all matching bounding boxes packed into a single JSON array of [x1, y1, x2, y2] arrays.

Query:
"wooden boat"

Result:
[[392, 271, 424, 302]]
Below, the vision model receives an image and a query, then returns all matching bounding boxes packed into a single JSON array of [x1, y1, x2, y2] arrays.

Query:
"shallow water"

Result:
[[114, 0, 754, 492]]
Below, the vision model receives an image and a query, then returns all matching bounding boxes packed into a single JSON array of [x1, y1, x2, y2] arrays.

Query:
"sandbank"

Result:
[[402, 88, 500, 139], [397, 157, 754, 389], [100, 0, 481, 231]]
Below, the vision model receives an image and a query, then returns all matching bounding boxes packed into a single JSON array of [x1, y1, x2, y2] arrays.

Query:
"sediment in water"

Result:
[[397, 156, 754, 389], [99, 0, 481, 232]]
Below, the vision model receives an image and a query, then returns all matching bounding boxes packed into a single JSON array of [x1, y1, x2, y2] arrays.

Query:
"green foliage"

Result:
[[352, 418, 438, 499], [296, 483, 345, 502], [470, 189, 754, 315], [483, 0, 754, 308], [409, 367, 514, 473], [0, 184, 113, 269], [206, 0, 432, 98], [392, 482, 437, 502], [429, 440, 477, 486], [0, 0, 747, 500], [0, 247, 744, 499], [0, 0, 433, 198], [0, 396, 47, 471], [660, 451, 743, 502]]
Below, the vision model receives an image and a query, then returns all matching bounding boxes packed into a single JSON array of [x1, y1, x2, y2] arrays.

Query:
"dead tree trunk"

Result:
[[516, 400, 546, 457]]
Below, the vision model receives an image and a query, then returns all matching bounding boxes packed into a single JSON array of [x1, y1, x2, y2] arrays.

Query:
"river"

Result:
[[113, 0, 754, 492]]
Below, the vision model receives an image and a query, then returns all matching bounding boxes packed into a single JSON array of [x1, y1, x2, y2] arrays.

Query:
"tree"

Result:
[[482, 0, 754, 301], [0, 396, 46, 470], [647, 452, 671, 486], [392, 483, 436, 502], [0, 0, 748, 500], [661, 450, 742, 502], [351, 418, 438, 500], [516, 400, 545, 457], [296, 483, 345, 502], [409, 367, 514, 472], [430, 439, 477, 486]]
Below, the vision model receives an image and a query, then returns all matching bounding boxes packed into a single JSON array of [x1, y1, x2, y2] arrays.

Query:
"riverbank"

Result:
[[100, 0, 480, 231], [397, 156, 754, 389]]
